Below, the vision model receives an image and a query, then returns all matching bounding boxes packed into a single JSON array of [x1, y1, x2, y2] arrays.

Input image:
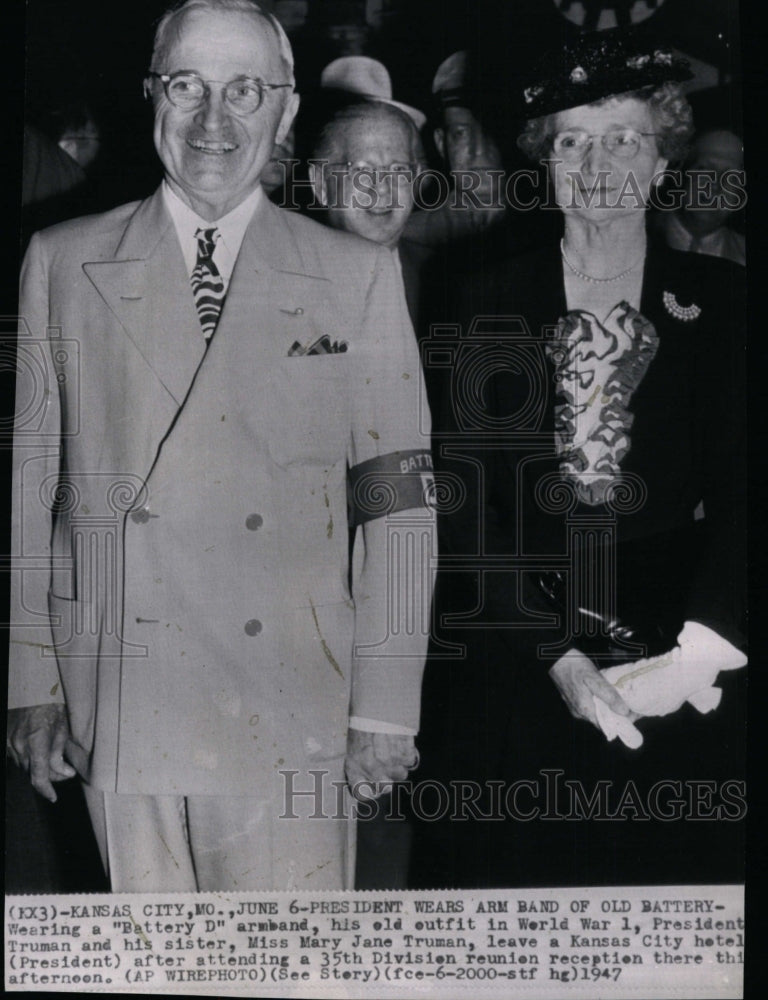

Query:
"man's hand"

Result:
[[345, 730, 418, 801], [7, 704, 75, 803], [549, 649, 636, 729]]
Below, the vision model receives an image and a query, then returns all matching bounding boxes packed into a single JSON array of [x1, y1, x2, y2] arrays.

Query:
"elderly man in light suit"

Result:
[[8, 0, 434, 892]]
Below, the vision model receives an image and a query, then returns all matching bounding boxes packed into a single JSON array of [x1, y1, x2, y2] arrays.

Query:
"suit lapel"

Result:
[[639, 239, 701, 342], [83, 187, 207, 407], [494, 245, 563, 416], [398, 239, 428, 327], [493, 247, 563, 485], [81, 192, 334, 488], [205, 197, 332, 363], [640, 239, 668, 325]]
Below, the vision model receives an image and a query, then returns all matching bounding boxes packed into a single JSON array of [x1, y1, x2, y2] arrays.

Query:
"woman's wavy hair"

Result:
[[516, 82, 694, 164]]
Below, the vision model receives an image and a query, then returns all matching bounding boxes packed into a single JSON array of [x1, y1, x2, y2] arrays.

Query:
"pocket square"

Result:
[[288, 335, 348, 356]]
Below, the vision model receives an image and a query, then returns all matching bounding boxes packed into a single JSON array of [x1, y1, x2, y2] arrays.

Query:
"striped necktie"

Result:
[[191, 227, 226, 339]]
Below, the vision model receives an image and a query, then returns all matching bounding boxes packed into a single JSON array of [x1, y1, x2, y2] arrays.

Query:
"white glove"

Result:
[[593, 621, 746, 748]]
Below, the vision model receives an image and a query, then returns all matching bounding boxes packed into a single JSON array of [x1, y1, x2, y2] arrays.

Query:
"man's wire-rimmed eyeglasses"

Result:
[[145, 71, 292, 115]]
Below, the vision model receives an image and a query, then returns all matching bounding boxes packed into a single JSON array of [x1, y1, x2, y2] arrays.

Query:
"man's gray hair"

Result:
[[314, 101, 426, 168], [150, 0, 295, 83]]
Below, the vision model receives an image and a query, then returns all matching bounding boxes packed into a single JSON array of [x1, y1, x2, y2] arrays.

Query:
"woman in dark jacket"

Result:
[[410, 28, 746, 889]]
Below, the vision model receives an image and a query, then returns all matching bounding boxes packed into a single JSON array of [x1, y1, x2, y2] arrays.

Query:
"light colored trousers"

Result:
[[82, 782, 355, 893]]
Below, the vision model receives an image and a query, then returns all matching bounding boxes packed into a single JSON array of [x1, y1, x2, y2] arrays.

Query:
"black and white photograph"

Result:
[[5, 1, 749, 996]]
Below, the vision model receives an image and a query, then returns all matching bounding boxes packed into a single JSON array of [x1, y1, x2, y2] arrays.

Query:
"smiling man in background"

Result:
[[8, 0, 433, 893], [311, 100, 429, 325]]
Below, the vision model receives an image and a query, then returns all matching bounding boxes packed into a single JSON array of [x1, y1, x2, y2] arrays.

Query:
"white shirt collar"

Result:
[[162, 180, 263, 286], [664, 209, 695, 252], [665, 209, 744, 264]]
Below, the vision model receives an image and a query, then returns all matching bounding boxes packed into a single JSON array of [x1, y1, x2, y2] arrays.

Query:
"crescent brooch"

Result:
[[663, 291, 702, 322]]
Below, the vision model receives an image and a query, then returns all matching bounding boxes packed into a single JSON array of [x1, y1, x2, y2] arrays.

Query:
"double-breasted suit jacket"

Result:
[[10, 187, 432, 798]]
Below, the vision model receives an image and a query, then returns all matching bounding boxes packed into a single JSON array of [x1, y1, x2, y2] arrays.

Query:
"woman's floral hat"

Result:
[[520, 28, 692, 119]]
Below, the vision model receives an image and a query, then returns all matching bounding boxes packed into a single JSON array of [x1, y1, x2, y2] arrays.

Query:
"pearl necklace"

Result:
[[560, 239, 644, 283]]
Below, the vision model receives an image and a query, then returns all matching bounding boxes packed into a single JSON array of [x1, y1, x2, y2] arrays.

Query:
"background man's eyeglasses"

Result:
[[326, 162, 416, 181], [146, 71, 292, 114]]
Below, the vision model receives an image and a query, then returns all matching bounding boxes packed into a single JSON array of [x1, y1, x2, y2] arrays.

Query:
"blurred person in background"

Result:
[[657, 128, 745, 266], [52, 100, 103, 172], [405, 50, 506, 249]]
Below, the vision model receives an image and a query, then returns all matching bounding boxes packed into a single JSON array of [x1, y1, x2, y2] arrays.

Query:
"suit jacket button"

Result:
[[131, 508, 150, 524], [244, 619, 263, 636], [245, 514, 263, 531]]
